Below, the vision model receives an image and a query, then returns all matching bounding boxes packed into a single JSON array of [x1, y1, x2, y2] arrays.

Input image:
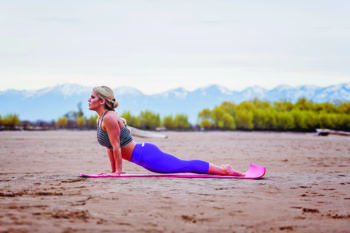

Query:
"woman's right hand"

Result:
[[114, 168, 122, 176]]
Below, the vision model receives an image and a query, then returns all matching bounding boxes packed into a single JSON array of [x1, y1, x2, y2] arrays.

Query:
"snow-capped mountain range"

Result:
[[1, 83, 349, 123]]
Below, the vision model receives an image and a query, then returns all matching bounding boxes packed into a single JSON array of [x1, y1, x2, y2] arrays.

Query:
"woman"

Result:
[[88, 86, 243, 176]]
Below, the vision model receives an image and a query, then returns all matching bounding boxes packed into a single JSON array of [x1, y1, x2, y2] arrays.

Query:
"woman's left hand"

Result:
[[114, 169, 122, 176]]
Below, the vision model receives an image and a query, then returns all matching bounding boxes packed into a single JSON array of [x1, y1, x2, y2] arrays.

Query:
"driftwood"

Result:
[[129, 126, 168, 139], [316, 129, 350, 136]]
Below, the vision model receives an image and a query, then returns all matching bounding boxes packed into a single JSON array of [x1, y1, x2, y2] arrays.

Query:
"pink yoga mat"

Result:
[[80, 164, 266, 179]]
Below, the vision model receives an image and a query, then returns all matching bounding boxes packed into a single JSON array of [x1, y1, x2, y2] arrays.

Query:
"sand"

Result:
[[0, 130, 349, 233]]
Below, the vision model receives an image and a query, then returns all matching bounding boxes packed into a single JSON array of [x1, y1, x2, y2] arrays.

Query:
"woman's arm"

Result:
[[107, 149, 116, 172], [103, 114, 123, 176]]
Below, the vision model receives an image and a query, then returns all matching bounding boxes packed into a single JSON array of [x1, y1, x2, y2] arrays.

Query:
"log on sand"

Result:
[[316, 128, 350, 136], [129, 126, 168, 139]]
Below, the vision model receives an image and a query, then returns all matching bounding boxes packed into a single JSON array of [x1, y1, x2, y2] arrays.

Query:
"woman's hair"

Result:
[[93, 86, 119, 110]]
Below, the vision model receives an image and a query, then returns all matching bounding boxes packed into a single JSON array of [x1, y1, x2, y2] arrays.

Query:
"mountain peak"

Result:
[[157, 87, 189, 98], [242, 85, 266, 92], [273, 84, 293, 91], [115, 86, 143, 96], [197, 84, 232, 95], [55, 83, 91, 96], [23, 83, 91, 97], [1, 82, 349, 122]]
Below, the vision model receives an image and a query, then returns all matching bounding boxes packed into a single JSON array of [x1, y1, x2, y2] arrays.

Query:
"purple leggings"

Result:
[[130, 143, 209, 174]]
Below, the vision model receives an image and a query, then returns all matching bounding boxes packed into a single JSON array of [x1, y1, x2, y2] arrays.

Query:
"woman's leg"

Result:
[[136, 143, 208, 173], [208, 163, 244, 176], [132, 143, 243, 175]]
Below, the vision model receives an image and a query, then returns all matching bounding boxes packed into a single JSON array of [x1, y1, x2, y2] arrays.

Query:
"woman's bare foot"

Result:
[[208, 163, 244, 176], [222, 164, 244, 176]]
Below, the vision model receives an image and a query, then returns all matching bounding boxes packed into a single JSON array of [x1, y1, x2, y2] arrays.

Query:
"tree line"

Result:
[[121, 111, 191, 130], [0, 114, 20, 130], [1, 98, 350, 131], [198, 98, 350, 131]]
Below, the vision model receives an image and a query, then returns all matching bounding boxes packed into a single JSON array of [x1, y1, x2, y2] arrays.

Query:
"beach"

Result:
[[0, 130, 349, 233]]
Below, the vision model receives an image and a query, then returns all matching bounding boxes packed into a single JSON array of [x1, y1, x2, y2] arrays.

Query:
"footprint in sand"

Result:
[[302, 208, 320, 213], [181, 215, 197, 223]]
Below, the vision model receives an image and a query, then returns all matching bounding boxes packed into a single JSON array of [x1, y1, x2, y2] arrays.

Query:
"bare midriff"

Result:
[[121, 141, 136, 161]]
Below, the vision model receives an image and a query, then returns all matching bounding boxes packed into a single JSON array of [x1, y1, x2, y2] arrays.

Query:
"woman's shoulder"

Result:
[[105, 110, 118, 117], [103, 111, 122, 129]]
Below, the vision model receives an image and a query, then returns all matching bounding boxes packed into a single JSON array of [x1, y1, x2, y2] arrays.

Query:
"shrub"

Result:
[[174, 114, 191, 130], [121, 111, 140, 127], [275, 112, 295, 131], [235, 110, 254, 130], [56, 116, 68, 128], [88, 115, 98, 128], [163, 115, 175, 129], [1, 114, 20, 129], [76, 116, 86, 128], [139, 110, 160, 130], [200, 119, 212, 129]]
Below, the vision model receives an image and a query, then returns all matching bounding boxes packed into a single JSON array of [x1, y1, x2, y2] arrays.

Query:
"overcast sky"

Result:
[[1, 0, 349, 94]]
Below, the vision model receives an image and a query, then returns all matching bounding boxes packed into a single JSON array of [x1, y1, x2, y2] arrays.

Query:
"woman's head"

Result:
[[93, 86, 119, 110]]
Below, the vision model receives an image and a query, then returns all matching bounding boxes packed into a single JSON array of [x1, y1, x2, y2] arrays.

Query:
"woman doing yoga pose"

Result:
[[88, 86, 243, 176]]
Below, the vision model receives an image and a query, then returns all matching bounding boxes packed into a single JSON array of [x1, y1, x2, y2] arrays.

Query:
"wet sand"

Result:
[[0, 131, 349, 233]]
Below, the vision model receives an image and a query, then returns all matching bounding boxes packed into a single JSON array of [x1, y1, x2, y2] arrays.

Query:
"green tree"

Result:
[[56, 116, 68, 128], [88, 115, 98, 128], [292, 110, 309, 131], [253, 109, 270, 130], [275, 112, 295, 130], [212, 107, 226, 128], [174, 114, 190, 129], [252, 98, 271, 110], [163, 115, 175, 129], [76, 116, 86, 128], [338, 114, 350, 131], [198, 108, 214, 129], [139, 110, 160, 129], [237, 101, 255, 112], [265, 110, 277, 130], [196, 98, 350, 132], [274, 101, 293, 112], [235, 110, 254, 130], [319, 113, 337, 129], [199, 119, 213, 129], [304, 111, 319, 130], [198, 108, 213, 123], [338, 101, 350, 114], [315, 102, 338, 113], [121, 111, 140, 127], [211, 107, 235, 129], [295, 98, 314, 111], [220, 102, 236, 116], [222, 112, 236, 130], [2, 114, 20, 129]]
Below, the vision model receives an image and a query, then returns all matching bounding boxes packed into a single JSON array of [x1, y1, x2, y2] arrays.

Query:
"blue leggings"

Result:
[[130, 143, 209, 174]]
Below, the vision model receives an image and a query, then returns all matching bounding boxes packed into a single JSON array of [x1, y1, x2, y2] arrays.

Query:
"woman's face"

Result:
[[88, 90, 102, 110]]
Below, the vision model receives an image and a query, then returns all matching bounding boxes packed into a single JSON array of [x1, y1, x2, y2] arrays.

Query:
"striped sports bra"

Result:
[[97, 111, 133, 149]]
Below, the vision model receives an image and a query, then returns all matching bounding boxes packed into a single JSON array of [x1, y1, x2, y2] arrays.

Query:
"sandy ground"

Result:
[[0, 130, 349, 233]]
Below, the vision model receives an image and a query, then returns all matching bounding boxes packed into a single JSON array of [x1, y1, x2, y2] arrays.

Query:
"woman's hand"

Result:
[[114, 168, 122, 176]]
